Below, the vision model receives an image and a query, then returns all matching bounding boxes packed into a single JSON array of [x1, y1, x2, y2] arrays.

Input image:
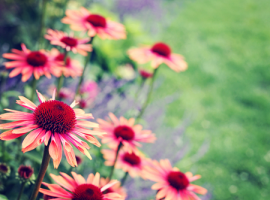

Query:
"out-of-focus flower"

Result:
[[97, 113, 156, 151], [138, 68, 153, 79], [18, 165, 34, 180], [40, 172, 124, 200], [0, 90, 104, 168], [80, 80, 99, 100], [51, 48, 82, 78], [144, 159, 207, 200], [115, 64, 136, 81], [75, 155, 83, 166], [2, 44, 62, 82], [48, 85, 75, 101], [128, 42, 188, 72], [0, 163, 10, 178], [102, 148, 149, 178], [100, 177, 127, 199], [45, 29, 92, 56], [62, 7, 126, 40]]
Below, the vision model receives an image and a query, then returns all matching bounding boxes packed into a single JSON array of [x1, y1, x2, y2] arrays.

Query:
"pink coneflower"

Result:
[[80, 80, 99, 101], [51, 48, 82, 78], [62, 7, 126, 40], [100, 177, 127, 199], [138, 68, 153, 79], [45, 29, 92, 56], [0, 90, 103, 168], [48, 85, 75, 101], [2, 44, 62, 82], [144, 159, 207, 200], [40, 172, 124, 200], [128, 42, 188, 72], [102, 148, 149, 178], [18, 165, 34, 180], [97, 113, 156, 151]]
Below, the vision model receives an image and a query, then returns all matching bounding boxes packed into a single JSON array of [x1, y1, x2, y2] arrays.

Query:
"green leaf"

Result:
[[0, 194, 8, 200]]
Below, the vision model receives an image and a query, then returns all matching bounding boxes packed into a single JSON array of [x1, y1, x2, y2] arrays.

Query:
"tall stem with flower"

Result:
[[137, 68, 158, 119], [108, 142, 122, 181]]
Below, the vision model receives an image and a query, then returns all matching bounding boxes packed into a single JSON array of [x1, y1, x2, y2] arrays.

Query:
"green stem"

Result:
[[75, 37, 95, 98], [17, 181, 26, 200], [37, 0, 48, 49], [1, 141, 5, 161], [136, 68, 158, 119], [108, 143, 122, 181], [135, 78, 146, 101], [30, 78, 37, 103], [29, 144, 50, 200], [56, 50, 68, 100], [120, 171, 129, 186]]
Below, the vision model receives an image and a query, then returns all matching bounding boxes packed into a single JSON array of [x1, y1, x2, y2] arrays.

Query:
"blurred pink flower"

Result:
[[40, 172, 124, 200], [128, 42, 188, 72], [51, 48, 82, 78], [97, 113, 156, 152], [102, 148, 149, 178], [2, 44, 62, 82], [80, 80, 99, 101], [144, 159, 207, 200], [45, 29, 92, 56], [62, 7, 126, 40], [138, 68, 153, 79]]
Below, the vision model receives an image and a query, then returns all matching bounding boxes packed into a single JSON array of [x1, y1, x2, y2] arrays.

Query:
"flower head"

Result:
[[0, 90, 104, 168], [51, 48, 82, 78], [100, 178, 127, 199], [138, 68, 153, 79], [45, 29, 92, 56], [0, 163, 10, 177], [80, 80, 99, 100], [144, 159, 207, 200], [97, 113, 156, 151], [75, 155, 83, 166], [62, 7, 126, 40], [40, 172, 124, 200], [102, 148, 149, 178], [2, 44, 62, 82], [18, 165, 34, 180], [128, 42, 188, 72]]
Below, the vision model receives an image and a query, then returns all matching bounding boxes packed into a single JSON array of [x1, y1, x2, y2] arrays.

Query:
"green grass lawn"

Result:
[[154, 0, 270, 199]]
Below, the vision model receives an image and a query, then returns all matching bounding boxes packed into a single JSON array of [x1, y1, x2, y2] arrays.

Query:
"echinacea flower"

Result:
[[100, 177, 127, 199], [0, 90, 104, 168], [48, 85, 75, 101], [62, 7, 126, 40], [80, 80, 99, 101], [2, 44, 62, 82], [18, 165, 34, 180], [138, 68, 153, 79], [102, 148, 149, 178], [127, 42, 188, 72], [40, 172, 124, 200], [51, 48, 83, 78], [144, 159, 207, 200], [0, 163, 10, 177], [97, 113, 156, 151], [45, 29, 92, 56]]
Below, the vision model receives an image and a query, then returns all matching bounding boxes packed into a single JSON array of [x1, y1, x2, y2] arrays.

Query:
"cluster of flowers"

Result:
[[0, 5, 206, 200]]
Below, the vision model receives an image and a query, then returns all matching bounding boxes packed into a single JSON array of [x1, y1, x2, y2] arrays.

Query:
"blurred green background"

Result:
[[1, 0, 270, 199], [156, 0, 270, 199]]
